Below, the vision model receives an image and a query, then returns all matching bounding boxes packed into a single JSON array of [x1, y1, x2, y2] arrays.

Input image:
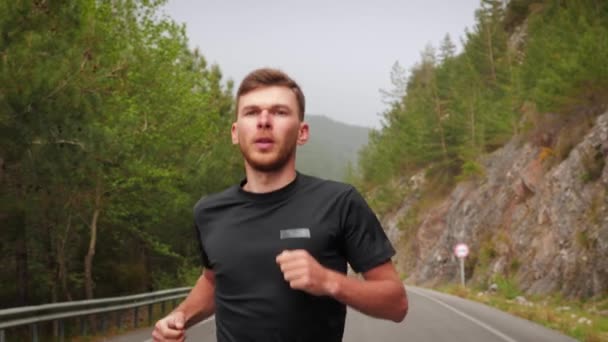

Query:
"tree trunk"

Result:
[[58, 212, 73, 301], [84, 181, 102, 300], [506, 40, 518, 135], [431, 75, 449, 162], [46, 220, 57, 301], [45, 219, 58, 334], [14, 212, 29, 306], [485, 21, 497, 83], [144, 246, 153, 292], [470, 96, 477, 152]]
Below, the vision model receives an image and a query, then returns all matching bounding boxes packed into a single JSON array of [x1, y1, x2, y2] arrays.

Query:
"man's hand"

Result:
[[276, 249, 338, 296], [152, 311, 186, 342]]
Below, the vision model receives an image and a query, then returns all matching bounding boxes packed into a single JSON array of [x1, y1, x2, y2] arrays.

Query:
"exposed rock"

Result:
[[409, 169, 426, 192], [515, 296, 532, 306], [577, 317, 593, 325], [390, 112, 608, 299]]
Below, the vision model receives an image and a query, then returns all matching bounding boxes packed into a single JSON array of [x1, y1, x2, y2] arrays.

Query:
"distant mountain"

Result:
[[296, 115, 370, 181]]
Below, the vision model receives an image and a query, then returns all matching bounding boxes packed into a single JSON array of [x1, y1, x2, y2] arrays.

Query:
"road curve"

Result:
[[112, 286, 576, 342]]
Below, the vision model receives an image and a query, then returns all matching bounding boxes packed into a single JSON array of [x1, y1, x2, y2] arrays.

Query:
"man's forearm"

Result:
[[173, 273, 215, 327], [326, 270, 407, 322]]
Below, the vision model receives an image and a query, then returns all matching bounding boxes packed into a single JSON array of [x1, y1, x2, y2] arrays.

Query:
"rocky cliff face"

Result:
[[387, 111, 608, 298]]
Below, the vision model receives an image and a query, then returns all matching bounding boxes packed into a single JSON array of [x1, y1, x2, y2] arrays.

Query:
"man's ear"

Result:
[[231, 122, 239, 145], [297, 121, 309, 146]]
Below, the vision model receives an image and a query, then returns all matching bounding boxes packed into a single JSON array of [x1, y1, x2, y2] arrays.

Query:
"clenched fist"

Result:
[[152, 311, 186, 342], [276, 249, 338, 296]]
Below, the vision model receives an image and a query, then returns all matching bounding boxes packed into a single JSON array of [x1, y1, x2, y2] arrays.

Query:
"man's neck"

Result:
[[242, 165, 297, 194]]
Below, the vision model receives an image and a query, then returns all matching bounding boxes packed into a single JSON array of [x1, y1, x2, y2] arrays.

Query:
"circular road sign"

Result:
[[454, 243, 469, 258]]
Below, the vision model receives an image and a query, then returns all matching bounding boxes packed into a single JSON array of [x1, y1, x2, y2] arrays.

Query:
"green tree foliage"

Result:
[[356, 0, 608, 199], [0, 0, 241, 307], [520, 0, 608, 112]]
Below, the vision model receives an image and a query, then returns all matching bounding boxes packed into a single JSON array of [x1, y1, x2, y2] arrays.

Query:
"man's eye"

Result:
[[244, 111, 256, 116], [277, 110, 288, 116]]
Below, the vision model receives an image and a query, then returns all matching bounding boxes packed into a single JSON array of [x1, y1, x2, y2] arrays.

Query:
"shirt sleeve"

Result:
[[341, 187, 396, 273], [194, 222, 212, 269]]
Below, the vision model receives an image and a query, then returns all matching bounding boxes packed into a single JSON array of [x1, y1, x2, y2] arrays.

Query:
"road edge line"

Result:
[[408, 287, 519, 342]]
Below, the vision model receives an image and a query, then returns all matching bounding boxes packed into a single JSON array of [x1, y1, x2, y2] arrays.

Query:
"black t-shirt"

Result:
[[194, 173, 395, 342]]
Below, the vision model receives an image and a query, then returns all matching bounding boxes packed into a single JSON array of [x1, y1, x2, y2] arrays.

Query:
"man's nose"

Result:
[[257, 109, 272, 129]]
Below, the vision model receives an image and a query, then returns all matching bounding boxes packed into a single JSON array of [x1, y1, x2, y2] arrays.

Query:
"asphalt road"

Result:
[[111, 286, 576, 342]]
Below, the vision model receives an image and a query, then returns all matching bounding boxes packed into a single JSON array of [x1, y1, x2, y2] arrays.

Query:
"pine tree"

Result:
[[438, 33, 457, 64]]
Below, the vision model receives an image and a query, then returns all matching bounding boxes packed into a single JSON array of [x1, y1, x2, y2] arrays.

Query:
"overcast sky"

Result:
[[162, 0, 481, 128]]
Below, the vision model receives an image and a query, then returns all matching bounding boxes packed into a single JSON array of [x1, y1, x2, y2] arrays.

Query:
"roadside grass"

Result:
[[436, 283, 608, 342]]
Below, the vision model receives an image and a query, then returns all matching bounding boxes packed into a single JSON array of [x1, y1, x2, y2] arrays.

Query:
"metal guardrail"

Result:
[[0, 287, 192, 342]]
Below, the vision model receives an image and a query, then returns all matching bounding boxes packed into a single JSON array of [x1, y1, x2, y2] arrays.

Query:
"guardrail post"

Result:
[[115, 310, 121, 331], [134, 307, 139, 328], [80, 317, 87, 336], [52, 320, 58, 339], [31, 323, 38, 342], [101, 313, 107, 334], [59, 320, 65, 342], [148, 304, 153, 326], [0, 329, 5, 342]]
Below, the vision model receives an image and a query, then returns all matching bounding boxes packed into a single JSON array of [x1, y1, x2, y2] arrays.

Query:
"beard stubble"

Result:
[[239, 134, 298, 172]]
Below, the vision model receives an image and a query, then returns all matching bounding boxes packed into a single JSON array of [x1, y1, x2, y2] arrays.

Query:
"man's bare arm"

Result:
[[326, 261, 408, 322], [152, 270, 215, 341], [277, 250, 408, 322], [175, 269, 216, 327]]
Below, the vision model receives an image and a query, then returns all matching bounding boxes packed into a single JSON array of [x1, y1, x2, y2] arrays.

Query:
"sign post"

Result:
[[453, 243, 469, 287]]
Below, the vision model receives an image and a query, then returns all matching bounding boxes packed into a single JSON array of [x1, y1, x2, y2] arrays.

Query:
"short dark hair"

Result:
[[236, 68, 305, 120]]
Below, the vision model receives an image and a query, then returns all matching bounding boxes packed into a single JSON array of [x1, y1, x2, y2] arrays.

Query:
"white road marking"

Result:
[[408, 287, 519, 342], [143, 316, 215, 342]]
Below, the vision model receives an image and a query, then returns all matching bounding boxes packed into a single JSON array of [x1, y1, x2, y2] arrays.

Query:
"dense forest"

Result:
[[353, 0, 608, 214], [0, 0, 243, 308]]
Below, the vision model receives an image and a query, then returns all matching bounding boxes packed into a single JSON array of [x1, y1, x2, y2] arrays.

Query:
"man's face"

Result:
[[232, 86, 309, 172]]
